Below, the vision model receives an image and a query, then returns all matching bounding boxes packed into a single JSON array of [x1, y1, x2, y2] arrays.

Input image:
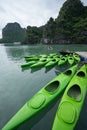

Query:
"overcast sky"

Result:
[[0, 0, 87, 38]]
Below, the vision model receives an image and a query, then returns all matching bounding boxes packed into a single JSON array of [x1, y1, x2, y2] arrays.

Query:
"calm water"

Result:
[[0, 43, 87, 130]]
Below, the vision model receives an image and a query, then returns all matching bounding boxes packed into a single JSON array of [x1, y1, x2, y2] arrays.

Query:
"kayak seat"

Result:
[[77, 71, 86, 77], [45, 81, 59, 92], [67, 84, 81, 101], [58, 102, 76, 124], [64, 70, 72, 75]]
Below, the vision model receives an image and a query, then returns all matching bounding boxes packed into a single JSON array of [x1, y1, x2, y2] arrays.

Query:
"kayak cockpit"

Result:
[[52, 59, 57, 62], [64, 70, 72, 75], [77, 71, 86, 77], [45, 81, 59, 92], [67, 84, 81, 101]]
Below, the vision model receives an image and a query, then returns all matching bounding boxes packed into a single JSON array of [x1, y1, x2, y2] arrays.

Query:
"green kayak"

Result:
[[30, 58, 51, 68], [58, 56, 67, 66], [25, 57, 39, 62], [68, 55, 74, 65], [73, 53, 81, 62], [25, 54, 48, 62], [39, 54, 48, 58], [21, 61, 37, 68], [45, 58, 59, 67], [47, 55, 55, 59], [53, 55, 61, 58], [52, 64, 87, 130], [39, 53, 57, 59], [2, 65, 77, 130], [48, 53, 57, 56]]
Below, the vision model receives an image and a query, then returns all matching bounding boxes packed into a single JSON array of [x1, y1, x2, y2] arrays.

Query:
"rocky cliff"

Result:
[[25, 0, 87, 44], [1, 0, 87, 44], [1, 22, 26, 43]]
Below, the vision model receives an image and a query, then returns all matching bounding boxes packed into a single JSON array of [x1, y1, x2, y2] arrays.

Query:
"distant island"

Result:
[[0, 22, 26, 43], [0, 0, 87, 44]]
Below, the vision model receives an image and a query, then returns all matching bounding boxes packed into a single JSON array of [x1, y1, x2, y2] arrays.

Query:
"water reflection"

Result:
[[4, 44, 59, 67], [4, 44, 87, 63], [5, 45, 30, 61]]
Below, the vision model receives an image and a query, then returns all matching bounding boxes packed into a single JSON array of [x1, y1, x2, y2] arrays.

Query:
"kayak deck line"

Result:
[[2, 65, 78, 130]]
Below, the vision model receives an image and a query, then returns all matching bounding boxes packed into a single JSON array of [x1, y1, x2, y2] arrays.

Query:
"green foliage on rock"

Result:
[[56, 0, 87, 44], [57, 0, 84, 22], [1, 0, 87, 44], [25, 26, 43, 44], [1, 22, 26, 43]]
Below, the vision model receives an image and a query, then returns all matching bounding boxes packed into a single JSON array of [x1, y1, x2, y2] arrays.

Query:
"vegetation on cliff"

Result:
[[0, 22, 26, 43], [25, 26, 43, 44], [0, 0, 87, 44], [25, 0, 87, 44], [55, 0, 87, 44]]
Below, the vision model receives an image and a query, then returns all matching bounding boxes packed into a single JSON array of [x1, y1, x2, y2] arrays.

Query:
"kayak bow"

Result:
[[68, 55, 74, 65], [58, 56, 67, 66], [21, 60, 37, 68], [73, 53, 81, 62]]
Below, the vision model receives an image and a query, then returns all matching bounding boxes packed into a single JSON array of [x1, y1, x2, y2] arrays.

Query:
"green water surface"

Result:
[[0, 44, 87, 130]]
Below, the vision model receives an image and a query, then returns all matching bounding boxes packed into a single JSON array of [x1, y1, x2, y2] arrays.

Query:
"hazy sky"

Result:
[[0, 0, 87, 38]]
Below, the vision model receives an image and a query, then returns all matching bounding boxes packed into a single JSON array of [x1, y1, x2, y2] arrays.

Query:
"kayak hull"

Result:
[[2, 65, 78, 130], [21, 61, 37, 68], [52, 65, 87, 130]]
